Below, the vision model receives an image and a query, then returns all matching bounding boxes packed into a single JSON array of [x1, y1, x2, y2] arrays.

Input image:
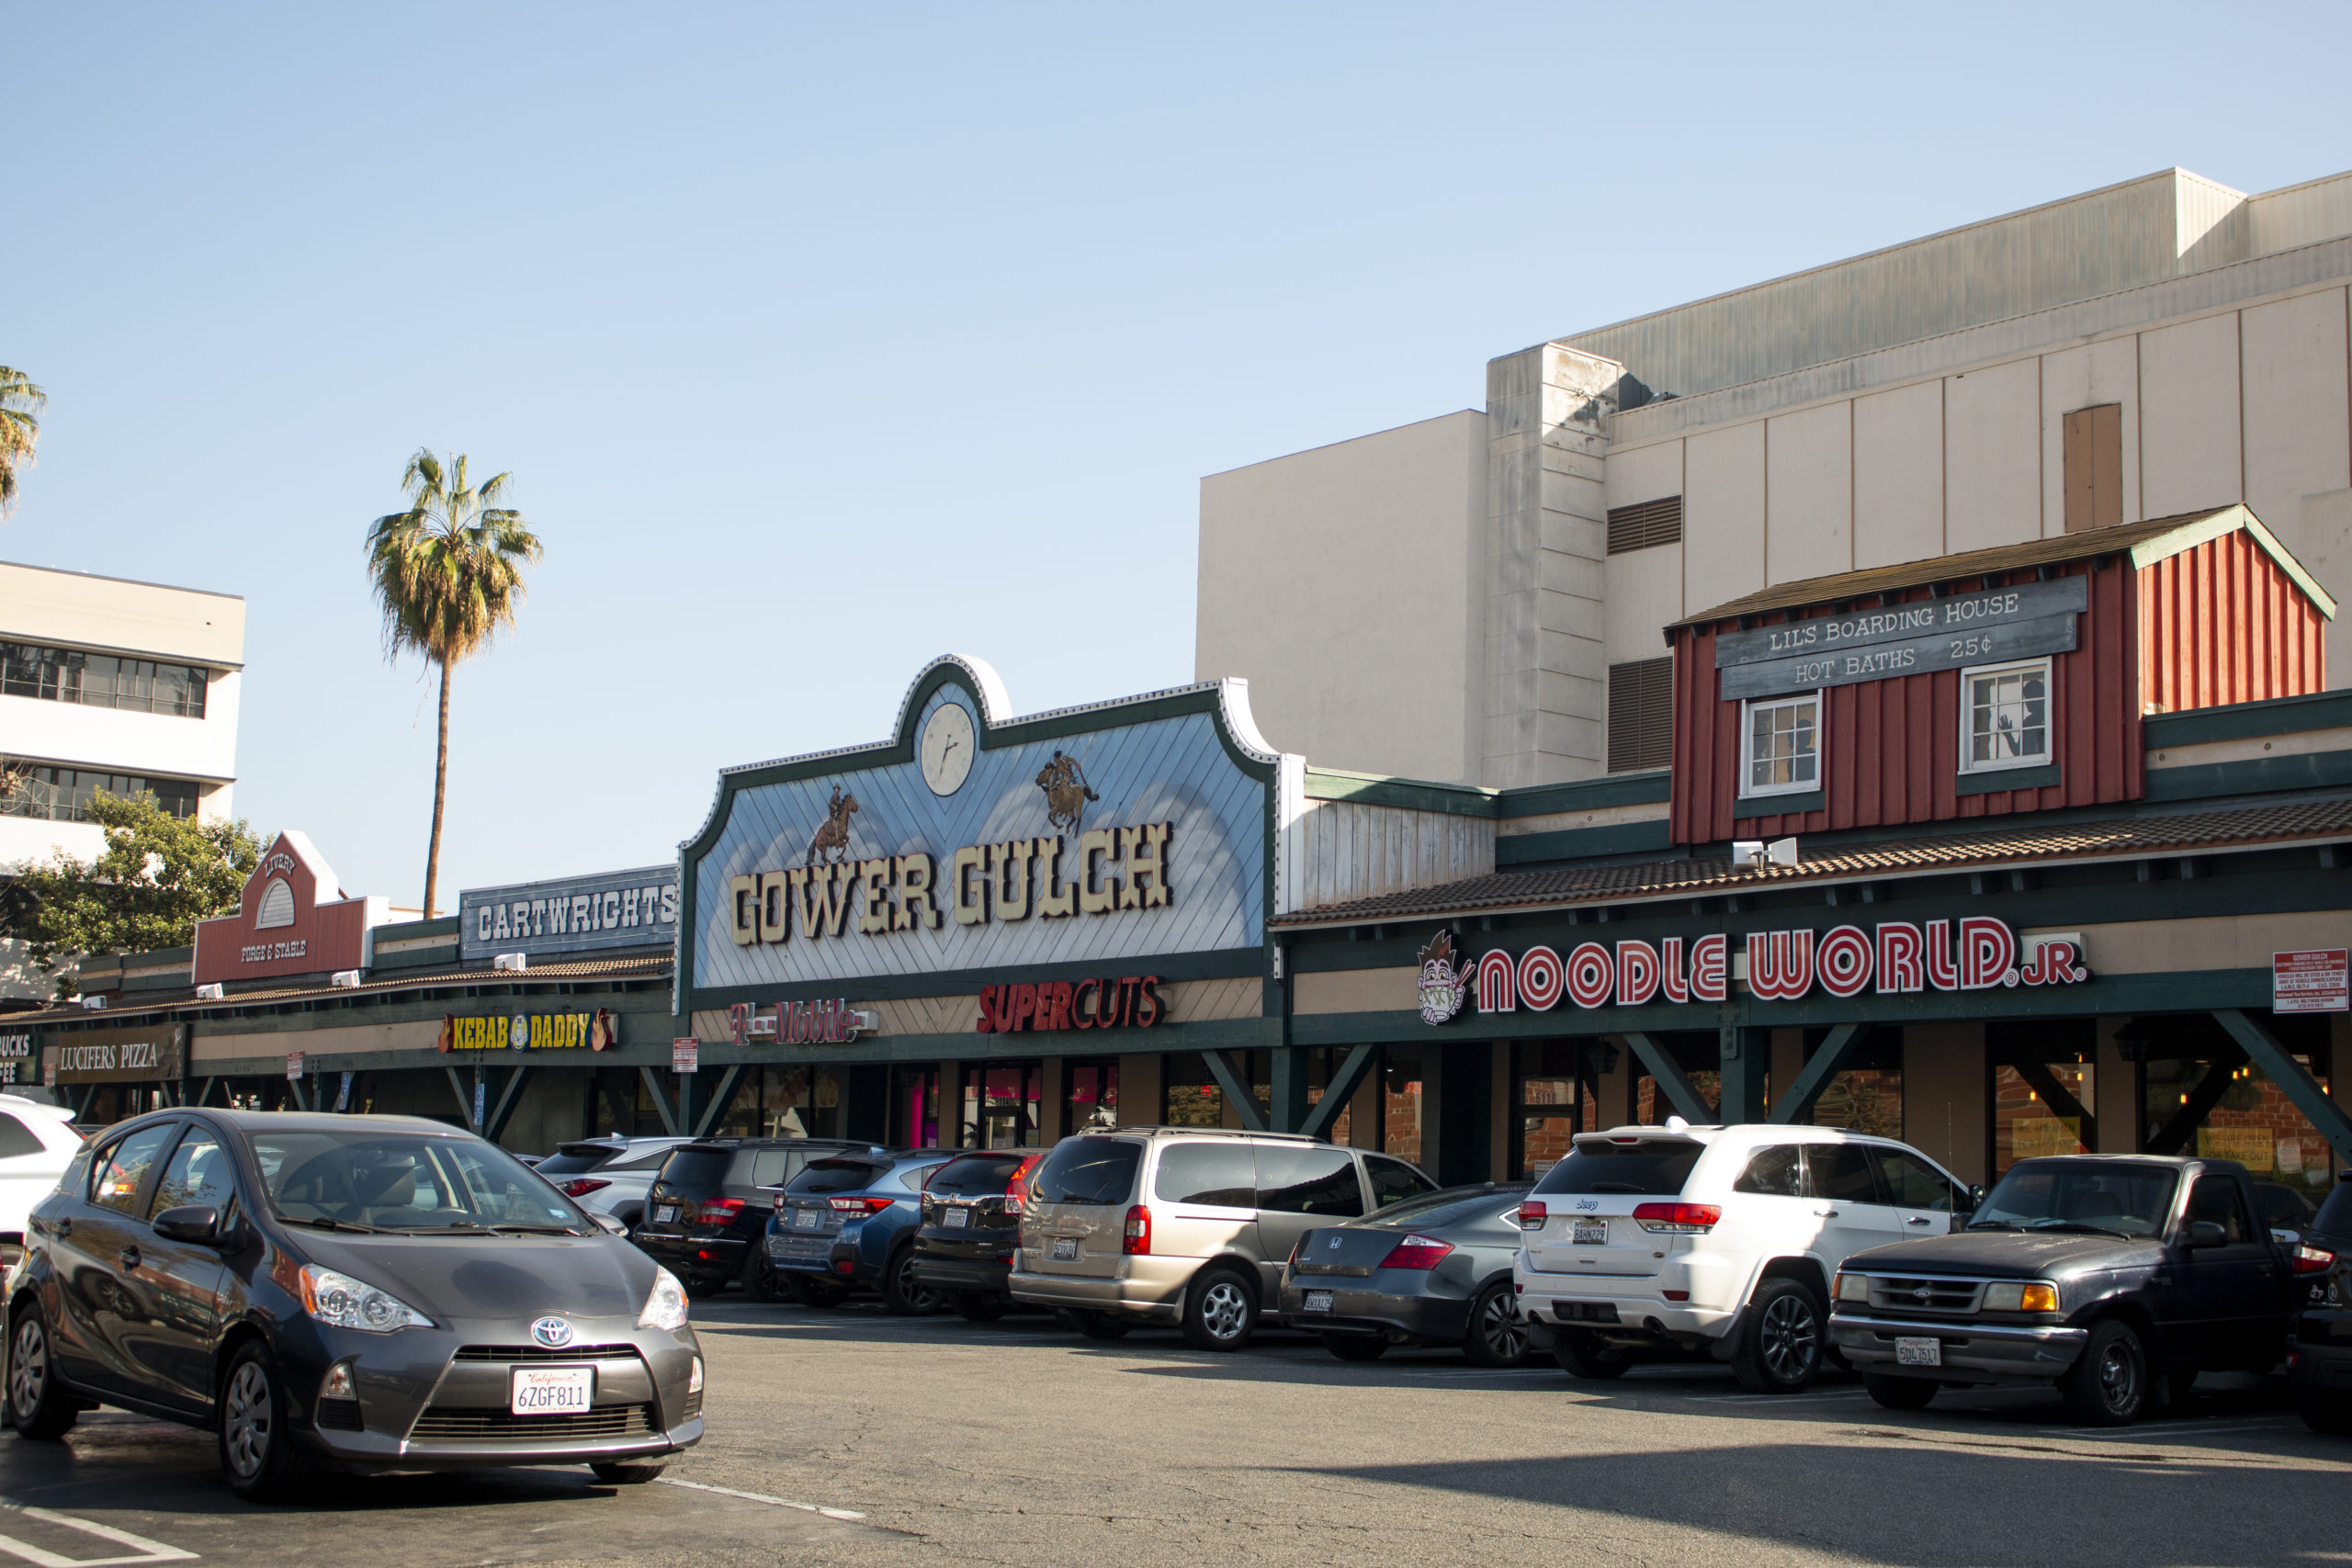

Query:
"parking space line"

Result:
[[0, 1507, 198, 1567], [2033, 1418, 2302, 1439], [656, 1477, 866, 1521]]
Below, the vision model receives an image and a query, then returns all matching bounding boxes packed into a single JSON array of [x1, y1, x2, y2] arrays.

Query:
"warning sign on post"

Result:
[[672, 1037, 699, 1075], [2273, 949, 2349, 1013]]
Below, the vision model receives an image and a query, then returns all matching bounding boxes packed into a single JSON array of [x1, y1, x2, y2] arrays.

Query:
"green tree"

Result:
[[0, 366, 44, 519], [10, 791, 262, 996], [363, 449, 543, 919]]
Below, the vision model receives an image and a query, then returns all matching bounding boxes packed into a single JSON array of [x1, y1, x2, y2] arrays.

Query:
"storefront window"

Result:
[[1804, 1027, 1903, 1140], [2142, 1045, 2339, 1222], [1384, 1045, 1425, 1166], [1162, 1052, 1223, 1127], [1304, 1048, 1351, 1144], [1631, 1033, 1720, 1125], [894, 1065, 941, 1147], [766, 1066, 844, 1140], [962, 1061, 1040, 1147], [1990, 1022, 2095, 1176], [1511, 1042, 1578, 1178], [1065, 1059, 1119, 1134]]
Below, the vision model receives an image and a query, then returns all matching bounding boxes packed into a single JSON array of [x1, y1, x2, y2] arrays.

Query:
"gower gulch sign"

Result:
[[1450, 918, 2088, 1020]]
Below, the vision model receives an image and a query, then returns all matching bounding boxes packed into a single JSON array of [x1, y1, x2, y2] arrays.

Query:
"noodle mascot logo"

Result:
[[1417, 930, 1472, 1025]]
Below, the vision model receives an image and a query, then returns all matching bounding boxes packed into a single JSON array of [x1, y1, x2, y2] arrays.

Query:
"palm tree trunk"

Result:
[[424, 659, 452, 918]]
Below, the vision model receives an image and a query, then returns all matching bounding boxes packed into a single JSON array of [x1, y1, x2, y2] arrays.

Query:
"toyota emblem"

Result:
[[530, 1315, 574, 1348]]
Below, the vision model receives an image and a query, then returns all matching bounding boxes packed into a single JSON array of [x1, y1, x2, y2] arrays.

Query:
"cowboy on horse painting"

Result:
[[807, 784, 859, 865], [1036, 750, 1098, 834]]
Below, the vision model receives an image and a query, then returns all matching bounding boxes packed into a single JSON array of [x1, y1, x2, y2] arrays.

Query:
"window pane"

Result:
[[1253, 1145, 1363, 1216], [1871, 1149, 1952, 1211], [1734, 1145, 1803, 1196], [1365, 1155, 1434, 1207], [1805, 1145, 1888, 1205], [92, 1123, 178, 1213], [1152, 1143, 1254, 1207], [1029, 1137, 1141, 1207], [1994, 1062, 2090, 1175], [151, 1128, 237, 1214]]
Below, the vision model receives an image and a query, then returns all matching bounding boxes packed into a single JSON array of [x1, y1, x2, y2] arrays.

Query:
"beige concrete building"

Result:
[[1199, 165, 2352, 788]]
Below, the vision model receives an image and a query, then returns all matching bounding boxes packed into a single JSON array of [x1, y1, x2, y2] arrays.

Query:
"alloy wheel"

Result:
[[1480, 1292, 1528, 1360], [9, 1316, 45, 1420], [1199, 1280, 1250, 1341], [222, 1361, 273, 1478], [1759, 1292, 1819, 1382]]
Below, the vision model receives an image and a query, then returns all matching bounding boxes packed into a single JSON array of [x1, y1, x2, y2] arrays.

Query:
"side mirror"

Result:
[[2182, 1220, 2228, 1250], [153, 1204, 221, 1247], [593, 1212, 628, 1236]]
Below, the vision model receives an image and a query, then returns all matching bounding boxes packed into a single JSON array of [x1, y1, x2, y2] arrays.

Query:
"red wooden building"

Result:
[[1667, 505, 2334, 846]]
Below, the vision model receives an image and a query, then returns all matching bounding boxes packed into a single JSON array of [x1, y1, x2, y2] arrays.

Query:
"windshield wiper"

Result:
[[482, 1224, 584, 1235], [278, 1214, 391, 1235], [2025, 1219, 2133, 1239], [1965, 1220, 2023, 1231]]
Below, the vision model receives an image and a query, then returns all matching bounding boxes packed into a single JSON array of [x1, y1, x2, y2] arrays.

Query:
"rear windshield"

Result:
[[1365, 1186, 1532, 1231], [928, 1154, 1030, 1197], [2310, 1179, 2352, 1240], [786, 1159, 888, 1196], [655, 1147, 732, 1201], [1532, 1139, 1703, 1197], [536, 1144, 622, 1177], [1030, 1137, 1142, 1207]]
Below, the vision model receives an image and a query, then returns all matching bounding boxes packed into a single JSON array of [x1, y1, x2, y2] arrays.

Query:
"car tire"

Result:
[[1861, 1372, 1939, 1411], [1732, 1277, 1826, 1394], [1057, 1308, 1133, 1340], [1321, 1333, 1388, 1362], [740, 1249, 785, 1303], [7, 1303, 78, 1441], [218, 1340, 312, 1502], [591, 1461, 668, 1483], [882, 1247, 943, 1316], [2297, 1387, 2352, 1436], [2058, 1318, 2151, 1427], [1461, 1280, 1531, 1368], [1553, 1328, 1633, 1380], [1180, 1267, 1258, 1352], [951, 1292, 1008, 1323]]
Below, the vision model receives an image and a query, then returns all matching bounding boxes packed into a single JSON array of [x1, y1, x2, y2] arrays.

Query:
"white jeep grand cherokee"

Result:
[[1514, 1122, 1969, 1393]]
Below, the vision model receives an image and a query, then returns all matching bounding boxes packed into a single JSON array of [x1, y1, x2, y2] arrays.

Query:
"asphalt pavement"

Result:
[[1, 1294, 2346, 1568]]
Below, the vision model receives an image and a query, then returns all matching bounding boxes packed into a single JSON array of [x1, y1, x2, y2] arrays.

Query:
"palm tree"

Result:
[[0, 367, 45, 519], [364, 449, 543, 918]]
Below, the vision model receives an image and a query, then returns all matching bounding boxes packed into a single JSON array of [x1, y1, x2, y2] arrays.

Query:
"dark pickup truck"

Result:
[[1829, 1154, 2293, 1426]]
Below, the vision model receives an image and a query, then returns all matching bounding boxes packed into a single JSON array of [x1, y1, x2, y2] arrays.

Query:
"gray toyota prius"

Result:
[[6, 1109, 704, 1499]]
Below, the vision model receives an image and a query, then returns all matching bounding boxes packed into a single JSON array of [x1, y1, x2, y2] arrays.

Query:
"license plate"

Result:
[[652, 1205, 677, 1224], [1573, 1219, 1608, 1245], [510, 1365, 594, 1416], [794, 1208, 824, 1229], [1895, 1337, 1942, 1368], [944, 1208, 969, 1230], [1051, 1237, 1078, 1261], [1303, 1290, 1334, 1313]]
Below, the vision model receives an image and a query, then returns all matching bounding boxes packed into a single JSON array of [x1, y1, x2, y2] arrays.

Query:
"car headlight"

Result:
[[299, 1265, 433, 1332], [1833, 1272, 1870, 1303], [639, 1267, 690, 1332], [1983, 1280, 2059, 1313]]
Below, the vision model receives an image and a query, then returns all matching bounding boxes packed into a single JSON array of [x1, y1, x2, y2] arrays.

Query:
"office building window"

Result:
[[1, 764, 202, 822], [1, 643, 209, 718], [1605, 496, 1683, 554], [1607, 657, 1674, 773], [1961, 660, 2050, 773], [1740, 694, 1819, 796]]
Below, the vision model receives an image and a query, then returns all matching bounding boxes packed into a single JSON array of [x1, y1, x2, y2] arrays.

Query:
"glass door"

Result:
[[961, 1061, 1041, 1147]]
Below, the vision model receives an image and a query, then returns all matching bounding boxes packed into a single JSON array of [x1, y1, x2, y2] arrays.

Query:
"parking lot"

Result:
[[0, 1294, 2345, 1568]]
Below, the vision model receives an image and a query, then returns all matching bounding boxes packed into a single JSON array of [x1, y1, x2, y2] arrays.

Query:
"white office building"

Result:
[[1199, 164, 2352, 789], [2, 562, 245, 999]]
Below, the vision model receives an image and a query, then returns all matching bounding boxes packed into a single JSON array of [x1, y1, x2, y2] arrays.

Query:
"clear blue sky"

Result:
[[10, 4, 2351, 909]]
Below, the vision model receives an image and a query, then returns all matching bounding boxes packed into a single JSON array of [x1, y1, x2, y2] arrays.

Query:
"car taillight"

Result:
[[1632, 1201, 1721, 1234], [1515, 1201, 1547, 1231], [1378, 1235, 1454, 1270], [1124, 1204, 1151, 1256], [830, 1196, 895, 1213], [697, 1198, 746, 1225], [2293, 1243, 2337, 1275], [1006, 1154, 1041, 1216], [559, 1179, 611, 1198]]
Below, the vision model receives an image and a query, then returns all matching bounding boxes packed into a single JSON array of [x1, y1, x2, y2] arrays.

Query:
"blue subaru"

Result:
[[763, 1149, 955, 1313]]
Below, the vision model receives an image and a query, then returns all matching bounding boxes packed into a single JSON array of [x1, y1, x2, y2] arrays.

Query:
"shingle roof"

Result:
[[1269, 797, 2352, 928], [18, 952, 673, 1027], [1670, 508, 2235, 629]]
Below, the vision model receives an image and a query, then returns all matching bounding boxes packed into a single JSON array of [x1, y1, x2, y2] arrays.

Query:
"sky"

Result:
[[9, 3, 2352, 911]]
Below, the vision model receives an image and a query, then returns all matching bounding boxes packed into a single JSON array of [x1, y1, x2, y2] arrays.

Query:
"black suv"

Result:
[[634, 1137, 882, 1297], [906, 1149, 1041, 1320], [1830, 1154, 2293, 1426]]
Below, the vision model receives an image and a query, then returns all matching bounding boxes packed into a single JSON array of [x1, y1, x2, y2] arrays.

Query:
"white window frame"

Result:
[[1958, 657, 2053, 775], [1738, 692, 1823, 799]]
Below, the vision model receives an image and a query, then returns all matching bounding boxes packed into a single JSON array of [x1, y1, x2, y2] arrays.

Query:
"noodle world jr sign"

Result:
[[1436, 918, 2088, 1021]]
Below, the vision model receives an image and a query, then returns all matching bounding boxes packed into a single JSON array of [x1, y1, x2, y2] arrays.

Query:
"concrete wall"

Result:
[[1196, 411, 1487, 782], [0, 563, 246, 670]]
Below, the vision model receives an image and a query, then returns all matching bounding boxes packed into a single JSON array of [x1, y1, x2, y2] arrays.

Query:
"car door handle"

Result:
[[1906, 1216, 1935, 1225], [1814, 1208, 1839, 1218], [54, 1217, 71, 1238], [119, 1246, 141, 1271]]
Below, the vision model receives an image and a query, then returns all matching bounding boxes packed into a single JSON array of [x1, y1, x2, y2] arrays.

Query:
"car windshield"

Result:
[[927, 1153, 1029, 1196], [2312, 1179, 2352, 1241], [1028, 1137, 1142, 1207], [786, 1159, 888, 1195], [1969, 1160, 2177, 1238], [654, 1147, 732, 1200], [535, 1143, 623, 1177], [1532, 1139, 1702, 1197], [248, 1129, 587, 1234], [1364, 1186, 1532, 1231]]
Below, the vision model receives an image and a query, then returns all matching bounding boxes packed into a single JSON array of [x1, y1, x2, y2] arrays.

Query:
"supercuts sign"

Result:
[[1456, 918, 2088, 1019], [1715, 576, 2087, 700], [975, 976, 1164, 1033]]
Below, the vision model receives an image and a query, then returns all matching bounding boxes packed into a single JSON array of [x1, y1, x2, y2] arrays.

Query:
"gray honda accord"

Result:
[[6, 1109, 704, 1499]]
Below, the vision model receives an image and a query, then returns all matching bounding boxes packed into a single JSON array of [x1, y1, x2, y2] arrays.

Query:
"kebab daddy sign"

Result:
[[1715, 576, 2087, 700], [686, 658, 1273, 994], [1424, 918, 2088, 1022]]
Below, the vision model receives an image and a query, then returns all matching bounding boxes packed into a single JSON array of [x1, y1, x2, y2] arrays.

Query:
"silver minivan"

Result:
[[1009, 1127, 1437, 1350]]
